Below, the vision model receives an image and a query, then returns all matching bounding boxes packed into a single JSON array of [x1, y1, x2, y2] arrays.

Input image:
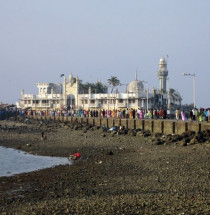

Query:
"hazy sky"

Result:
[[0, 0, 209, 107]]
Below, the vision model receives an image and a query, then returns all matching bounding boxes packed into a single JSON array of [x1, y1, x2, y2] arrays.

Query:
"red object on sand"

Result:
[[73, 153, 81, 158]]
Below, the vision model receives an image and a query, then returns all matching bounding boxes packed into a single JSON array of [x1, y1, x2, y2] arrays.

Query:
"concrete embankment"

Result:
[[28, 116, 210, 135]]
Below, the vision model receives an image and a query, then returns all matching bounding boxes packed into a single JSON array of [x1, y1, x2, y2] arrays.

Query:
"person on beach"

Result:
[[102, 124, 107, 132], [122, 109, 125, 118], [199, 108, 204, 122], [204, 109, 208, 122], [126, 108, 129, 119], [167, 109, 171, 119], [192, 108, 196, 121], [163, 109, 167, 119], [175, 108, 180, 120], [147, 109, 152, 119], [154, 109, 158, 119], [129, 109, 133, 119], [181, 110, 186, 121], [140, 109, 144, 119], [195, 108, 198, 121], [41, 131, 47, 141], [189, 109, 193, 121], [132, 109, 136, 119], [159, 109, 163, 119], [137, 108, 140, 119]]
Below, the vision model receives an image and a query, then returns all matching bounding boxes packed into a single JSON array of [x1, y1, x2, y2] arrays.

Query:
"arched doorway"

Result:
[[67, 94, 75, 109]]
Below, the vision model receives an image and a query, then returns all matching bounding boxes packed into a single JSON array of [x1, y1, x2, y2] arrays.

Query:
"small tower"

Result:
[[21, 89, 24, 97], [158, 57, 168, 93], [88, 86, 92, 95], [63, 76, 66, 105], [69, 73, 74, 85]]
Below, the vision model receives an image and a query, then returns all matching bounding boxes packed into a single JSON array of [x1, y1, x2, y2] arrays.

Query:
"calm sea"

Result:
[[0, 146, 72, 177]]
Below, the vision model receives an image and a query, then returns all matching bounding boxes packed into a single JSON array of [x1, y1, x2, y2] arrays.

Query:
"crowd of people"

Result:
[[0, 105, 209, 122], [0, 106, 18, 120], [175, 108, 209, 122], [23, 107, 210, 122]]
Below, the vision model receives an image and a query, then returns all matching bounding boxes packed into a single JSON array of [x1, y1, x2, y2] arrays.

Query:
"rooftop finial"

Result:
[[135, 70, 138, 81]]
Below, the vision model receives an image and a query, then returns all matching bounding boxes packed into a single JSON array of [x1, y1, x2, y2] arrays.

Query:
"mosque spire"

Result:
[[135, 70, 138, 81], [158, 57, 168, 93]]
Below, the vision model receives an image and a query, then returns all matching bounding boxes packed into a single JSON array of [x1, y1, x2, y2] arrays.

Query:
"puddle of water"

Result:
[[0, 146, 72, 177]]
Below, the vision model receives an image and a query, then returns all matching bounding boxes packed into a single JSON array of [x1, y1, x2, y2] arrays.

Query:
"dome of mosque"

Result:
[[128, 80, 144, 93]]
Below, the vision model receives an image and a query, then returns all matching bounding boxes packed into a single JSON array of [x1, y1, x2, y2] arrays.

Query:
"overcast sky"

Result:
[[0, 0, 209, 107]]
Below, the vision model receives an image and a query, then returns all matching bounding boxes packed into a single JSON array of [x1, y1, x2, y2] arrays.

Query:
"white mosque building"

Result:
[[17, 57, 182, 111]]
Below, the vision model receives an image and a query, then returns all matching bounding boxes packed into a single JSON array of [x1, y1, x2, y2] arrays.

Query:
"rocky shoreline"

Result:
[[0, 118, 210, 214]]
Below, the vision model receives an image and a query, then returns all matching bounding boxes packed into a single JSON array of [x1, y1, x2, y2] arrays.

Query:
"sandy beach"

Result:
[[0, 118, 210, 214]]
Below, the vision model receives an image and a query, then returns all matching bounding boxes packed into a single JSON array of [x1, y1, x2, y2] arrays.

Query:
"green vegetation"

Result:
[[107, 76, 121, 93], [79, 81, 107, 94]]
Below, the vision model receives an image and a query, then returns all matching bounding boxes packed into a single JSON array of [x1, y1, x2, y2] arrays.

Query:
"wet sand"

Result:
[[0, 119, 210, 214]]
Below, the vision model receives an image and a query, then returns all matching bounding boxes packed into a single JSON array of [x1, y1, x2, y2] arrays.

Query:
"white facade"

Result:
[[18, 83, 63, 110], [17, 57, 182, 111]]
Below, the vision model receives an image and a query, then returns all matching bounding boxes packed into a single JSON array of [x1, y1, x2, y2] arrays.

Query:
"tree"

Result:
[[107, 76, 121, 93], [94, 81, 108, 93], [79, 81, 107, 94], [169, 88, 175, 94]]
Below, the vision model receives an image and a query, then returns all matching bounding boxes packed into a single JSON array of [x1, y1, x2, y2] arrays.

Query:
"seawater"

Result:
[[0, 146, 72, 177]]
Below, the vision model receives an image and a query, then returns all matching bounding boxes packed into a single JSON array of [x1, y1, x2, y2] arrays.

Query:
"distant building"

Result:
[[17, 83, 63, 110], [17, 57, 182, 111]]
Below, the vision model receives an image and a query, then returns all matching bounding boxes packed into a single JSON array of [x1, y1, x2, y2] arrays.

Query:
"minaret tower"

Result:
[[158, 57, 168, 93]]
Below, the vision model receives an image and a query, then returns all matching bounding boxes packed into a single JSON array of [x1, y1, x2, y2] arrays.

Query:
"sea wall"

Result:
[[28, 116, 210, 135]]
